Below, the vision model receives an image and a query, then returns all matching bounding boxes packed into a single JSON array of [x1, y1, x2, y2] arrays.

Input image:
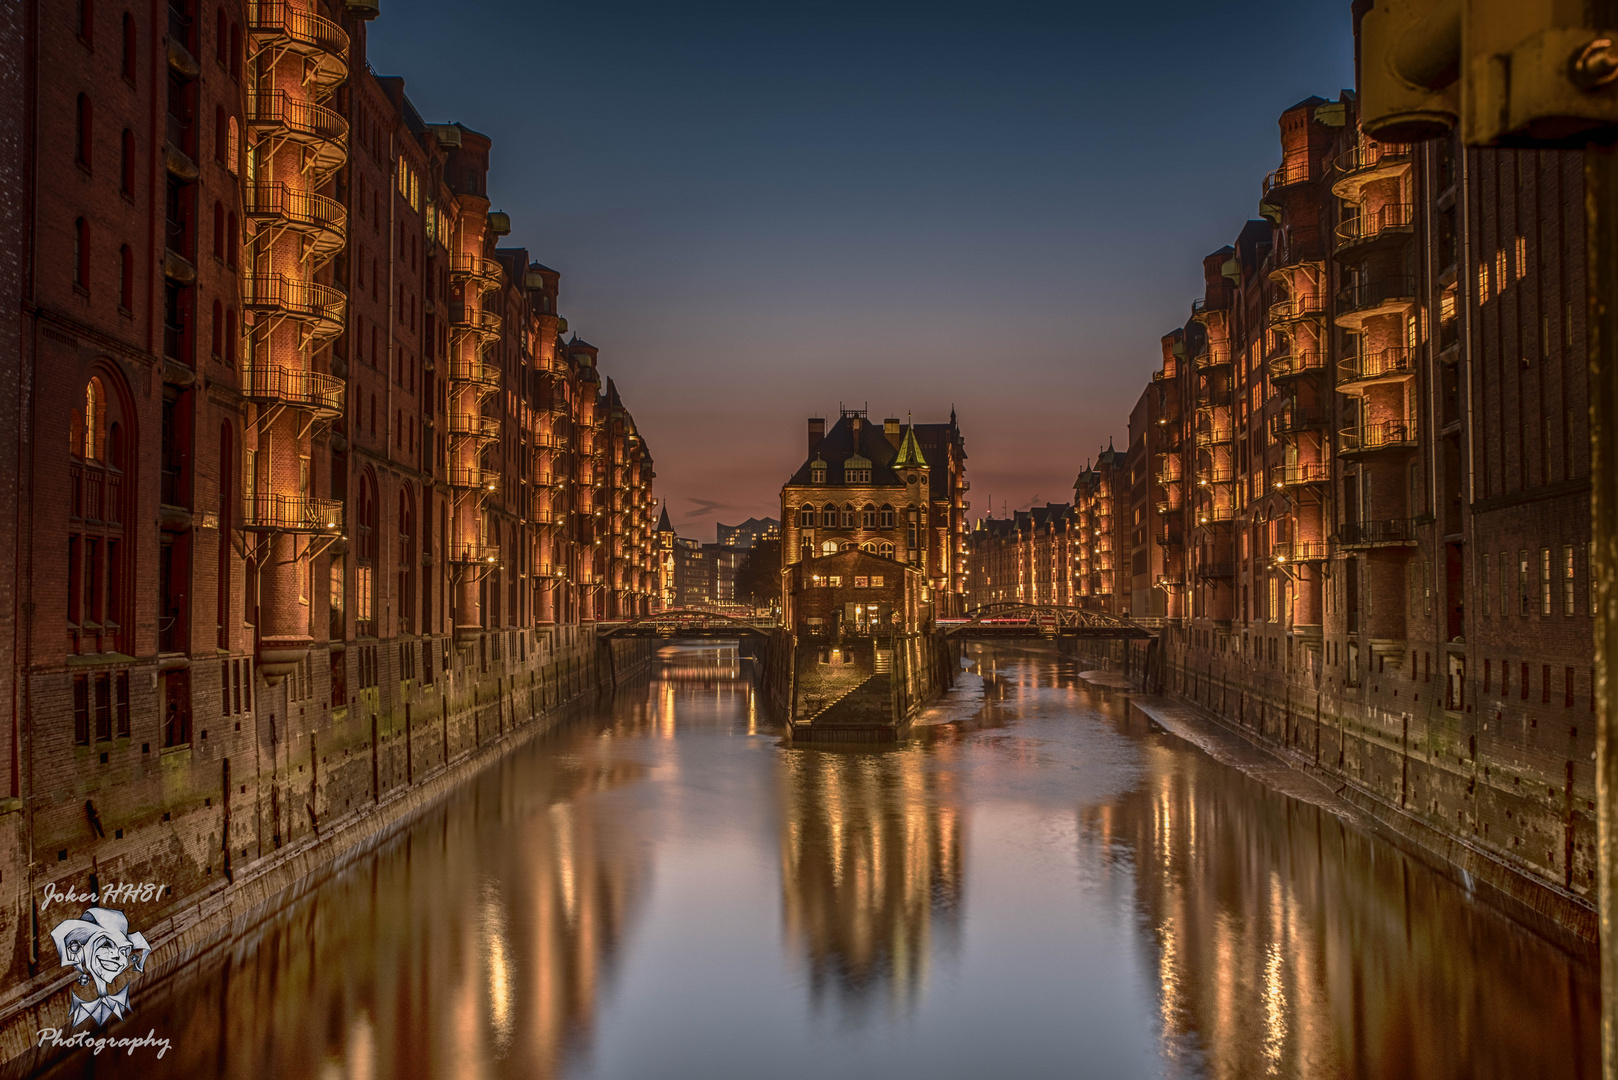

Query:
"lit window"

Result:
[[828, 576, 841, 587], [871, 575, 884, 587], [854, 576, 869, 588]]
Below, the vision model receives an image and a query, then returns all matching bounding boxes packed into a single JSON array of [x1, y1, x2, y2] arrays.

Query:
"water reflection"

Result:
[[777, 745, 964, 1013], [1080, 699, 1600, 1080], [17, 645, 1597, 1080]]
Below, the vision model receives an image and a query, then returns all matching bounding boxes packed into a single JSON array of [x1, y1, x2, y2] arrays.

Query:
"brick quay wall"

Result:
[[1060, 635, 1597, 945], [0, 630, 652, 1063]]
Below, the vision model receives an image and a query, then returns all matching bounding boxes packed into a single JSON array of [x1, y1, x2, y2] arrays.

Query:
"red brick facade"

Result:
[[0, 0, 662, 1027]]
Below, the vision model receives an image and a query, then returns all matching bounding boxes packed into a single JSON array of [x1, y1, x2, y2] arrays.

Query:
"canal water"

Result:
[[41, 644, 1597, 1079]]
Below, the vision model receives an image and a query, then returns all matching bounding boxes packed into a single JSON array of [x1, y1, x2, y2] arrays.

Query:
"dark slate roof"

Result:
[[785, 414, 909, 487], [656, 507, 674, 532]]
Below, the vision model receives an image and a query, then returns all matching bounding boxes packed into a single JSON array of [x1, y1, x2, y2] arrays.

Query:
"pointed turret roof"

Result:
[[894, 415, 928, 469], [656, 507, 673, 533]]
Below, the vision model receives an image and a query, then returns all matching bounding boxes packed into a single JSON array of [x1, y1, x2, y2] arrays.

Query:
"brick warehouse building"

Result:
[[780, 410, 969, 619], [0, 0, 662, 1032], [1071, 59, 1600, 929]]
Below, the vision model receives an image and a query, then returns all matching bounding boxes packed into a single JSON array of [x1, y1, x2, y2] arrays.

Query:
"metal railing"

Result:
[[445, 543, 501, 565], [1269, 349, 1325, 378], [241, 493, 342, 532], [1334, 140, 1411, 179], [243, 274, 345, 339], [1273, 461, 1330, 486], [1338, 346, 1413, 385], [1335, 202, 1414, 245], [1197, 561, 1236, 578], [1269, 408, 1328, 438], [241, 365, 344, 414], [1270, 292, 1326, 322], [1194, 345, 1233, 368], [1336, 275, 1416, 314], [246, 1, 349, 62], [1340, 418, 1417, 452], [447, 413, 499, 440], [448, 357, 500, 390], [244, 90, 347, 147], [450, 253, 503, 290], [446, 466, 497, 491], [242, 182, 346, 247], [1337, 518, 1421, 546], [1262, 159, 1311, 196], [1271, 541, 1329, 562], [450, 307, 501, 339], [1196, 465, 1235, 484]]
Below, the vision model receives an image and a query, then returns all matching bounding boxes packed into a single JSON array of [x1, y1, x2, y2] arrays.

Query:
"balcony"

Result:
[[1331, 140, 1412, 200], [534, 392, 568, 415], [1334, 202, 1414, 256], [1154, 499, 1181, 516], [1155, 463, 1182, 485], [534, 433, 567, 450], [1269, 292, 1325, 324], [244, 90, 347, 178], [449, 356, 500, 393], [1335, 275, 1416, 330], [1261, 158, 1311, 197], [1195, 423, 1233, 447], [449, 306, 501, 342], [1338, 346, 1414, 390], [1196, 464, 1235, 486], [243, 274, 345, 342], [1271, 541, 1329, 563], [448, 413, 500, 441], [241, 365, 344, 418], [1337, 517, 1421, 548], [1340, 418, 1417, 456], [1196, 502, 1236, 525], [1268, 348, 1325, 381], [446, 467, 498, 493], [1197, 560, 1236, 579], [445, 543, 502, 567], [1269, 407, 1328, 440], [241, 493, 342, 533], [1152, 365, 1178, 382], [246, 2, 349, 91], [1194, 345, 1233, 370], [242, 182, 347, 265], [450, 254, 504, 295], [1272, 461, 1330, 487]]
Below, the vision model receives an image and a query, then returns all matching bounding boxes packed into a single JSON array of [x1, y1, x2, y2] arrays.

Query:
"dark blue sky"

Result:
[[369, 1, 1356, 539]]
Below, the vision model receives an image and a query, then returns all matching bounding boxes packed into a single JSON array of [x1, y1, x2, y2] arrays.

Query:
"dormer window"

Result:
[[812, 468, 826, 483], [846, 468, 871, 483]]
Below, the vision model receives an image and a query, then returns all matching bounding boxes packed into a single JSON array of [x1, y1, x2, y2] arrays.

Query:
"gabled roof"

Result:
[[784, 414, 908, 487]]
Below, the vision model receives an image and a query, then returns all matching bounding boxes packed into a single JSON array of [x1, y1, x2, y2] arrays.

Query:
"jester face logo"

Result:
[[49, 906, 151, 1028]]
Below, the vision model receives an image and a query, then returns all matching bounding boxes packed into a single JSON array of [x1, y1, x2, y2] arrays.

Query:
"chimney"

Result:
[[808, 417, 825, 453], [850, 415, 862, 447], [884, 417, 901, 446]]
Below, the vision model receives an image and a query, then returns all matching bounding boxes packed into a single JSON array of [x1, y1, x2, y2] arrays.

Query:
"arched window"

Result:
[[224, 308, 236, 363], [212, 201, 225, 260], [214, 106, 226, 164], [119, 245, 132, 311], [798, 503, 815, 528], [821, 503, 836, 528], [121, 14, 136, 81], [75, 94, 92, 170], [74, 218, 90, 291], [861, 542, 877, 553], [226, 212, 237, 267], [225, 117, 239, 174], [841, 503, 855, 528], [211, 299, 223, 357], [821, 540, 838, 556], [78, 0, 92, 44], [229, 24, 242, 80], [841, 542, 856, 552], [862, 503, 877, 528], [879, 504, 895, 528], [215, 8, 226, 63], [800, 536, 813, 562], [68, 372, 131, 656], [120, 129, 135, 195]]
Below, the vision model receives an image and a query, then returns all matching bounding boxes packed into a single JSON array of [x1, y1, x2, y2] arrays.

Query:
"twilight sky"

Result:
[[368, 1, 1355, 541]]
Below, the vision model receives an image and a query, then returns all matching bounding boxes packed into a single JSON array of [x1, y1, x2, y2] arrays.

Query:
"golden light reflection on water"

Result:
[[776, 744, 963, 1011]]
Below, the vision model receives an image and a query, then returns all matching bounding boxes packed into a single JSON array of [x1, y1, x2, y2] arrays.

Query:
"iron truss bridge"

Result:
[[938, 603, 1156, 639], [596, 610, 779, 639]]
